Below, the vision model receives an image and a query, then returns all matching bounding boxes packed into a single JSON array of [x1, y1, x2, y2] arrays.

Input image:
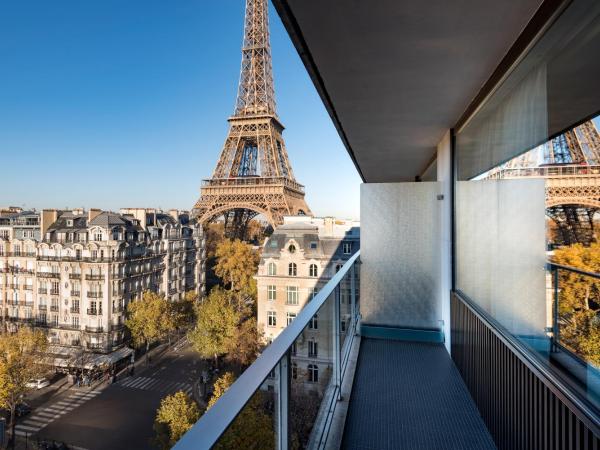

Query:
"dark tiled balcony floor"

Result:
[[342, 338, 496, 450]]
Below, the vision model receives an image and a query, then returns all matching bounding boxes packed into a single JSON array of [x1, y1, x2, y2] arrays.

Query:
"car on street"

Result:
[[26, 378, 51, 390]]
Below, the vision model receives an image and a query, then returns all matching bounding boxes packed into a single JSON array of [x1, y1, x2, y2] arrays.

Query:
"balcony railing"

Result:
[[547, 262, 600, 391], [85, 326, 104, 333], [38, 288, 47, 294], [174, 250, 360, 449], [87, 292, 103, 299], [50, 289, 60, 296], [85, 274, 105, 281], [69, 273, 82, 280], [50, 305, 59, 312], [70, 306, 80, 314], [485, 164, 600, 180], [38, 272, 60, 279], [87, 308, 102, 316], [201, 176, 305, 194], [71, 290, 81, 297]]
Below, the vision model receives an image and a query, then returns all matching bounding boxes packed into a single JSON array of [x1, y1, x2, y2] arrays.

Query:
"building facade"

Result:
[[256, 216, 359, 392], [0, 207, 204, 366]]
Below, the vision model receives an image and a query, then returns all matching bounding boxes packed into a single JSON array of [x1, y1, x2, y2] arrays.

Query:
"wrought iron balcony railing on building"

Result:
[[87, 308, 102, 316], [70, 306, 80, 314], [85, 274, 105, 281], [85, 326, 104, 333], [38, 272, 60, 279], [87, 292, 103, 299], [69, 273, 82, 280], [174, 251, 360, 450]]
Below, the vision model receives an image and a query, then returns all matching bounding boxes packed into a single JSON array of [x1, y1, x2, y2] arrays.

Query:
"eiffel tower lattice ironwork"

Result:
[[193, 0, 311, 236]]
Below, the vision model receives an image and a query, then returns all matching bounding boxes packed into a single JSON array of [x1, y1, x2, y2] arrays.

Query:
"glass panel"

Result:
[[289, 290, 334, 449], [212, 368, 277, 450], [550, 265, 600, 410], [456, 0, 600, 413]]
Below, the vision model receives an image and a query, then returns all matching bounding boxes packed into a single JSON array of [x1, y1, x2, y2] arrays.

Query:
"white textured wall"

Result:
[[360, 182, 441, 330]]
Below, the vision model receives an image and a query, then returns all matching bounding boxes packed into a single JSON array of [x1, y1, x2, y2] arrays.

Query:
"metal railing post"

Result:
[[333, 285, 341, 400], [276, 352, 290, 450], [350, 263, 357, 334], [552, 266, 559, 352]]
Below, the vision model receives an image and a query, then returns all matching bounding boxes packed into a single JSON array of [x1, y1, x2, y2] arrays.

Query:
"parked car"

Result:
[[26, 378, 50, 389]]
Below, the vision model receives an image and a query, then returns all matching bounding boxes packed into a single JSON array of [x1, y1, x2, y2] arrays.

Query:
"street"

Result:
[[16, 344, 204, 450]]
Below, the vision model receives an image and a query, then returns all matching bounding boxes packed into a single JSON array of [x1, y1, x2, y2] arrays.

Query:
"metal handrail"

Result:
[[546, 262, 600, 280], [174, 250, 360, 449]]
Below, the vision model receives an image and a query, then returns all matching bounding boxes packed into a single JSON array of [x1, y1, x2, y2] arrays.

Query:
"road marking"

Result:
[[16, 388, 104, 435], [116, 376, 193, 396]]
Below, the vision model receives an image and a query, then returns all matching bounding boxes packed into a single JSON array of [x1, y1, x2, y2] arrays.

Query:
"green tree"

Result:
[[553, 242, 600, 366], [187, 287, 239, 366], [0, 328, 49, 444], [126, 291, 177, 362], [214, 239, 259, 311], [153, 391, 200, 449], [207, 372, 274, 450]]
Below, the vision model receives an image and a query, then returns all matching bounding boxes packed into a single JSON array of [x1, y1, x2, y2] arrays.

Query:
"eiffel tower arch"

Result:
[[193, 0, 311, 238]]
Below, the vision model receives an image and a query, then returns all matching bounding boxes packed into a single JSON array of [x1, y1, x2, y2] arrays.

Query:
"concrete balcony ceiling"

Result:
[[273, 0, 544, 182]]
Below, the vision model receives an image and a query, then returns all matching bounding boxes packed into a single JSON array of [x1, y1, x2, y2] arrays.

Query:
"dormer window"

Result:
[[310, 242, 318, 250], [94, 232, 102, 241], [66, 220, 73, 227], [288, 244, 296, 253], [343, 242, 352, 254]]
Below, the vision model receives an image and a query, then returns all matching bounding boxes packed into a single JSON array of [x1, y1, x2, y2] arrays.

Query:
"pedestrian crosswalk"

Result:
[[15, 389, 103, 437], [116, 376, 193, 396]]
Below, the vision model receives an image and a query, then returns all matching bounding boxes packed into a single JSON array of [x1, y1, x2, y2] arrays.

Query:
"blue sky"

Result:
[[0, 1, 361, 219]]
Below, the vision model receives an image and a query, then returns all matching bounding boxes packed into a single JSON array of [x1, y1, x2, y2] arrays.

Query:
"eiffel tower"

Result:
[[193, 0, 311, 238]]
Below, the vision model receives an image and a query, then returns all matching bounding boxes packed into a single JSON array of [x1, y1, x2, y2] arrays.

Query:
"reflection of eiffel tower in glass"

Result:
[[487, 119, 600, 245], [193, 0, 311, 238]]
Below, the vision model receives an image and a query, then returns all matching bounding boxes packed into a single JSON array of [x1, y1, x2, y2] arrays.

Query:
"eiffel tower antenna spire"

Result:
[[194, 0, 311, 238], [234, 0, 276, 117]]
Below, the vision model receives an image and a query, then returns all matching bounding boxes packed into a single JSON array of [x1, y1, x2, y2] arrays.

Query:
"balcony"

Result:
[[87, 292, 103, 299], [23, 285, 33, 291], [69, 273, 81, 280], [50, 305, 59, 312], [85, 274, 105, 281], [70, 306, 80, 314], [71, 290, 81, 297], [87, 308, 102, 316], [38, 305, 47, 311], [85, 325, 104, 333], [50, 290, 60, 296], [38, 272, 60, 279], [38, 288, 47, 294]]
